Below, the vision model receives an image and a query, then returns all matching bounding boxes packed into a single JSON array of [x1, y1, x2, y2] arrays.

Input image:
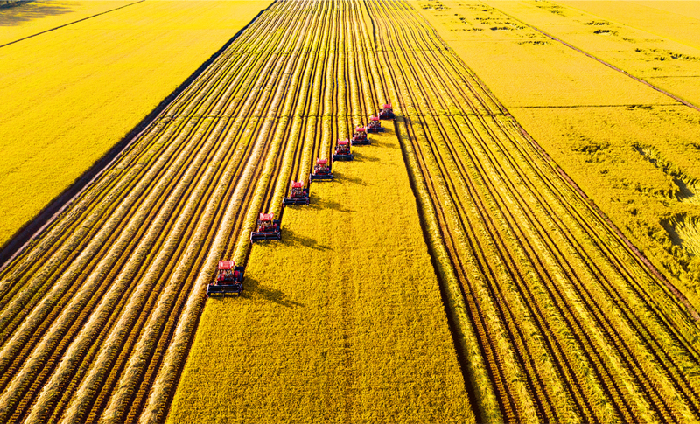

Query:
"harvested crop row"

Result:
[[0, 1, 340, 422], [366, 0, 700, 422], [168, 1, 475, 421]]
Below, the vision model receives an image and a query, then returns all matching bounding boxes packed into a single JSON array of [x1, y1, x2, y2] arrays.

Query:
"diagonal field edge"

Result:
[[0, 0, 145, 49], [0, 2, 276, 270], [490, 6, 700, 113], [413, 5, 700, 321]]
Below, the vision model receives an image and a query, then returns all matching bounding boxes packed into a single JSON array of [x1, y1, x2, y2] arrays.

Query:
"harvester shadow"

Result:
[[241, 277, 305, 308], [351, 151, 381, 163], [308, 197, 353, 213], [282, 228, 331, 251], [331, 171, 365, 186], [0, 1, 73, 26]]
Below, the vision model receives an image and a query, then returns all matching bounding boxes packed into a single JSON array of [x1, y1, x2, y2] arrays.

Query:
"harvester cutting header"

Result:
[[250, 212, 281, 242], [352, 126, 369, 145], [379, 103, 394, 120], [311, 158, 333, 181], [333, 139, 354, 161], [207, 261, 245, 296], [284, 180, 310, 205], [367, 115, 382, 133]]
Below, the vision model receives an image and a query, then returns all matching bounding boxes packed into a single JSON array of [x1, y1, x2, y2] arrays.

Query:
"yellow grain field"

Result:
[[562, 1, 700, 49], [169, 127, 474, 422], [485, 1, 700, 107], [0, 1, 132, 45], [0, 0, 272, 248], [416, 0, 700, 309], [414, 1, 672, 108], [512, 105, 700, 291]]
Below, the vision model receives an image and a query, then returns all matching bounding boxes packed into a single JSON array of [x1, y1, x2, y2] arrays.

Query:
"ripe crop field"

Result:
[[0, 1, 133, 45], [2, 0, 700, 423], [170, 128, 473, 422], [417, 0, 700, 309], [0, 0, 272, 249], [372, 2, 700, 421]]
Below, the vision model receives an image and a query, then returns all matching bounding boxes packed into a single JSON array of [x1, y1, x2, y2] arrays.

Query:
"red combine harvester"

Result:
[[207, 260, 244, 296], [310, 158, 333, 181], [283, 181, 310, 205], [367, 115, 382, 133], [333, 139, 354, 161], [379, 103, 394, 120], [352, 126, 369, 145], [250, 212, 281, 242]]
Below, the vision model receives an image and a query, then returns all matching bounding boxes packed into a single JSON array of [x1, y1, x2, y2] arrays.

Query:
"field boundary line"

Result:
[[513, 103, 679, 109], [489, 6, 700, 113], [0, 0, 145, 48], [516, 123, 700, 323], [0, 3, 273, 271], [411, 3, 700, 323]]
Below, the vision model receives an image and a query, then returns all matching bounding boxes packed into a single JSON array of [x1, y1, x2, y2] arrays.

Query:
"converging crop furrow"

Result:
[[363, 0, 700, 422], [4, 1, 700, 422], [0, 0, 351, 421]]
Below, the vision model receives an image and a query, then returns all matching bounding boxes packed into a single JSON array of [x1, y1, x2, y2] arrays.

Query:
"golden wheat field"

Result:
[[2, 0, 700, 423], [0, 0, 272, 249], [170, 128, 474, 422]]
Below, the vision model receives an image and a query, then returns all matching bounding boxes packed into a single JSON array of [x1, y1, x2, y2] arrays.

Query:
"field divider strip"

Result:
[[0, 0, 145, 48], [487, 6, 700, 113]]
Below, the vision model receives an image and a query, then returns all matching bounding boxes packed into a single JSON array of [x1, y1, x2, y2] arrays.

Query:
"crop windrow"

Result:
[[2, 1, 700, 422], [364, 0, 700, 422]]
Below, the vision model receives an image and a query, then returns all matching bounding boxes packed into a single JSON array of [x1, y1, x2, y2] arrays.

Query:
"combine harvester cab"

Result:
[[250, 212, 281, 242], [333, 139, 354, 161], [207, 260, 245, 296], [352, 126, 370, 145], [283, 181, 310, 205], [379, 103, 394, 120], [367, 115, 382, 133], [310, 158, 333, 181]]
